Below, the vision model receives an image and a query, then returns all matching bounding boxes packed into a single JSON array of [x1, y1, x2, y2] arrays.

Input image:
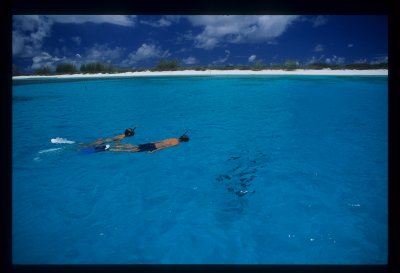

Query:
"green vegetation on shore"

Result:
[[80, 63, 115, 74], [56, 63, 77, 74], [13, 59, 388, 76]]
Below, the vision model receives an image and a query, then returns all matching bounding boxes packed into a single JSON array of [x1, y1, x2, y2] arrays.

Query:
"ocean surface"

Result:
[[12, 75, 388, 264]]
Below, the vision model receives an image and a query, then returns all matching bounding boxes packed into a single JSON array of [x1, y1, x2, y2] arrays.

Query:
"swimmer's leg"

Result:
[[112, 144, 138, 149], [78, 144, 110, 154], [109, 145, 140, 152]]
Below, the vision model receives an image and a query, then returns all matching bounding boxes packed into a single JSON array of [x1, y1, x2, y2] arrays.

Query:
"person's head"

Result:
[[124, 128, 135, 137], [179, 134, 189, 142]]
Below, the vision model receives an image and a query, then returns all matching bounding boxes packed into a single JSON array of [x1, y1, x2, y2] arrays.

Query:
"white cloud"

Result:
[[164, 16, 181, 23], [122, 43, 171, 66], [31, 51, 67, 69], [305, 55, 325, 65], [32, 51, 52, 64], [141, 15, 181, 27], [12, 15, 53, 56], [54, 46, 68, 56], [311, 54, 387, 66], [72, 36, 81, 45], [354, 58, 367, 64], [370, 55, 388, 64], [47, 15, 136, 26], [313, 44, 323, 52], [176, 31, 195, 44], [182, 56, 197, 65], [140, 17, 172, 27], [12, 31, 25, 56], [31, 43, 129, 71], [30, 44, 129, 71], [85, 44, 125, 63], [347, 43, 354, 48], [31, 45, 125, 71], [185, 15, 300, 50], [135, 43, 169, 60], [325, 55, 345, 65], [213, 50, 230, 64], [248, 55, 257, 62], [12, 15, 136, 57], [312, 16, 328, 27], [12, 15, 42, 32]]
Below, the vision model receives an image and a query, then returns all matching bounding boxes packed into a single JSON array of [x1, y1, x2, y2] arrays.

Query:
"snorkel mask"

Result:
[[124, 127, 136, 137], [179, 130, 190, 142]]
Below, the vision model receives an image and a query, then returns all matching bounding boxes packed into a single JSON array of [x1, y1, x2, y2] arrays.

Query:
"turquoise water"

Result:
[[12, 75, 388, 264]]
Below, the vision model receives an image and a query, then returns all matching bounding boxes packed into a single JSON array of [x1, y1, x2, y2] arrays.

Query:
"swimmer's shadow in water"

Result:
[[216, 153, 265, 197]]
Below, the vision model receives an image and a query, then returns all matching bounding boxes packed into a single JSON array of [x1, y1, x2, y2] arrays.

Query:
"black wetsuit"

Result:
[[137, 143, 157, 152], [94, 145, 108, 152], [79, 145, 108, 154]]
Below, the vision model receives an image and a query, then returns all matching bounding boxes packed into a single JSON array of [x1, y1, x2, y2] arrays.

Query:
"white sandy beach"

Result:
[[12, 69, 388, 80]]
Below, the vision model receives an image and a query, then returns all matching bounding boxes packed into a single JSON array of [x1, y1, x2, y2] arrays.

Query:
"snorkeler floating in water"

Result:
[[108, 131, 189, 154], [73, 127, 136, 154], [73, 128, 189, 154], [89, 127, 136, 146]]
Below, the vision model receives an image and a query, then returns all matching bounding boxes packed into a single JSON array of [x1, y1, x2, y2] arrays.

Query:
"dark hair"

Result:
[[179, 135, 189, 142], [124, 128, 134, 137]]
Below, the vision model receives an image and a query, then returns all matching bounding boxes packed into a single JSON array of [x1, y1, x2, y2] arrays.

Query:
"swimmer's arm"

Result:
[[111, 134, 125, 142], [102, 135, 124, 143], [93, 139, 106, 145], [90, 135, 125, 145]]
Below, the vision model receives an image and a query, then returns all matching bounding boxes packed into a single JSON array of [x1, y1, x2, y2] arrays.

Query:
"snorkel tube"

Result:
[[179, 129, 190, 142], [180, 129, 190, 137]]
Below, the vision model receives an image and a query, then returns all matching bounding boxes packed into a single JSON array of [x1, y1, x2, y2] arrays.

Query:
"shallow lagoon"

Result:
[[12, 75, 388, 264]]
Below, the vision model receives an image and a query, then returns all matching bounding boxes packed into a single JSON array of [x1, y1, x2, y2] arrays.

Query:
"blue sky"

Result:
[[12, 15, 388, 71]]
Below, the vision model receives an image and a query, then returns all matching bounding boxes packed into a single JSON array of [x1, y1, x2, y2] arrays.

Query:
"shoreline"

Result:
[[12, 69, 388, 80]]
